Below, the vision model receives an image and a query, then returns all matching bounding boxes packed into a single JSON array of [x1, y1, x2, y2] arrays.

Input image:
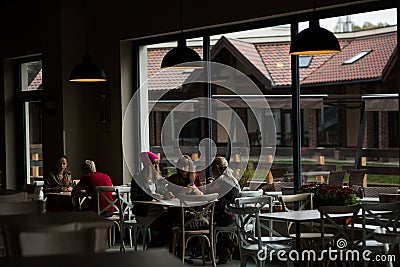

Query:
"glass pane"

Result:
[[25, 101, 43, 184], [20, 60, 42, 91]]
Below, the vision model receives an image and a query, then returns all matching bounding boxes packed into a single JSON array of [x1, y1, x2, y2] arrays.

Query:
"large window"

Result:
[[19, 59, 43, 184]]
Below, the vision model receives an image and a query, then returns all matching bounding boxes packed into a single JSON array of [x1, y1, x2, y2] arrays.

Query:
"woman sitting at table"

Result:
[[130, 151, 174, 248], [167, 155, 203, 196], [44, 154, 73, 193], [206, 156, 241, 264], [71, 159, 114, 216]]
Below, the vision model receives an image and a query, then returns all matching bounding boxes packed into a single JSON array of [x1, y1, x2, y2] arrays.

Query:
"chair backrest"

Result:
[[0, 192, 28, 203], [115, 187, 132, 222], [379, 193, 400, 203], [95, 186, 118, 215], [230, 206, 263, 252], [19, 228, 97, 257], [239, 189, 263, 198], [348, 169, 366, 187], [235, 195, 273, 209], [4, 222, 82, 258], [318, 204, 361, 249], [361, 202, 400, 232], [278, 192, 313, 212], [363, 187, 398, 198], [235, 195, 276, 237], [373, 232, 400, 254], [360, 202, 400, 245], [0, 201, 42, 216], [178, 194, 218, 233], [328, 171, 346, 187]]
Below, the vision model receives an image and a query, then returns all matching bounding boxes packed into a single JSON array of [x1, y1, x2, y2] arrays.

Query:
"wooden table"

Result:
[[0, 249, 185, 267]]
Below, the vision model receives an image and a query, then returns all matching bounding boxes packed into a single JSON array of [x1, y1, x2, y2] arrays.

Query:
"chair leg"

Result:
[[240, 255, 247, 267], [182, 237, 186, 263], [201, 238, 206, 265], [210, 237, 216, 267], [133, 226, 137, 251]]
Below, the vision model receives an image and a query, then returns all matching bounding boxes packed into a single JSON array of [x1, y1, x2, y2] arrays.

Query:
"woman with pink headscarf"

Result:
[[130, 151, 174, 247]]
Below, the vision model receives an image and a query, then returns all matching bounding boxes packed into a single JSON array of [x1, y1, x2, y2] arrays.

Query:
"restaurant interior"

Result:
[[0, 0, 399, 266]]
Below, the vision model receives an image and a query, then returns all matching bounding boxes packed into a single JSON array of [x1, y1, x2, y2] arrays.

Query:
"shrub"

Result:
[[299, 184, 361, 209]]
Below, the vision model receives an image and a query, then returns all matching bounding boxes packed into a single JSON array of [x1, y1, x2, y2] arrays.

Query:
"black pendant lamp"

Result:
[[290, 16, 341, 55], [69, 0, 107, 82], [161, 37, 202, 69], [160, 0, 201, 69]]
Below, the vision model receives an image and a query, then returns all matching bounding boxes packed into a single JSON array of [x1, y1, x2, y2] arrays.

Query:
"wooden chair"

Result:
[[319, 204, 361, 249], [171, 193, 218, 267], [348, 169, 366, 187], [363, 187, 398, 198], [230, 205, 292, 267], [358, 202, 400, 267], [235, 195, 292, 243], [327, 171, 346, 187], [212, 189, 263, 261], [115, 187, 150, 251], [0, 192, 28, 203], [373, 231, 400, 265], [230, 206, 264, 267], [379, 193, 400, 203], [3, 222, 82, 258], [0, 201, 43, 257], [0, 201, 42, 216], [95, 186, 120, 247], [319, 204, 361, 267], [18, 229, 98, 257]]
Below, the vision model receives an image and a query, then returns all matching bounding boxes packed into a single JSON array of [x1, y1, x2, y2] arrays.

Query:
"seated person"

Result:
[[167, 155, 203, 196], [130, 152, 174, 248], [44, 155, 73, 193], [72, 159, 114, 217], [206, 156, 241, 264]]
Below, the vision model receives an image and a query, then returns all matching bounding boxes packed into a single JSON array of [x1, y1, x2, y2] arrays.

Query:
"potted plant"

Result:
[[299, 184, 361, 209]]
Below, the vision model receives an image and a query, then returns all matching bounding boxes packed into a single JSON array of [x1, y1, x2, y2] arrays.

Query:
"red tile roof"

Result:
[[147, 47, 203, 91], [302, 33, 396, 84], [147, 29, 397, 91], [27, 69, 42, 90]]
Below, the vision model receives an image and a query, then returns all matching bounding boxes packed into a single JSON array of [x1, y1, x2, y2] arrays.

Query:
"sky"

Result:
[[222, 8, 397, 39], [319, 8, 397, 31]]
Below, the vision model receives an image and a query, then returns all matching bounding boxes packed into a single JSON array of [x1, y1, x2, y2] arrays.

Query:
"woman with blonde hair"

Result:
[[167, 154, 202, 195]]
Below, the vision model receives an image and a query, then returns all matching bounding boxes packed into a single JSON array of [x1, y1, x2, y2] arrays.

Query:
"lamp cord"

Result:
[[84, 0, 89, 56], [179, 0, 183, 35]]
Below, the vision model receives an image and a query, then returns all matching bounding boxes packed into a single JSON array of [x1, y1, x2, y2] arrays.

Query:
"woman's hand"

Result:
[[206, 177, 215, 184], [164, 191, 175, 200], [187, 184, 203, 195]]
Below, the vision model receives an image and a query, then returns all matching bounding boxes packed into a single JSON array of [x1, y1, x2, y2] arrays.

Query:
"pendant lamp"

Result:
[[160, 0, 201, 69], [69, 0, 107, 82], [290, 16, 341, 55], [161, 37, 202, 69]]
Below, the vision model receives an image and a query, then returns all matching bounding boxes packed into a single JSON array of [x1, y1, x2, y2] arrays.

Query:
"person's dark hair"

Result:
[[57, 154, 68, 163]]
